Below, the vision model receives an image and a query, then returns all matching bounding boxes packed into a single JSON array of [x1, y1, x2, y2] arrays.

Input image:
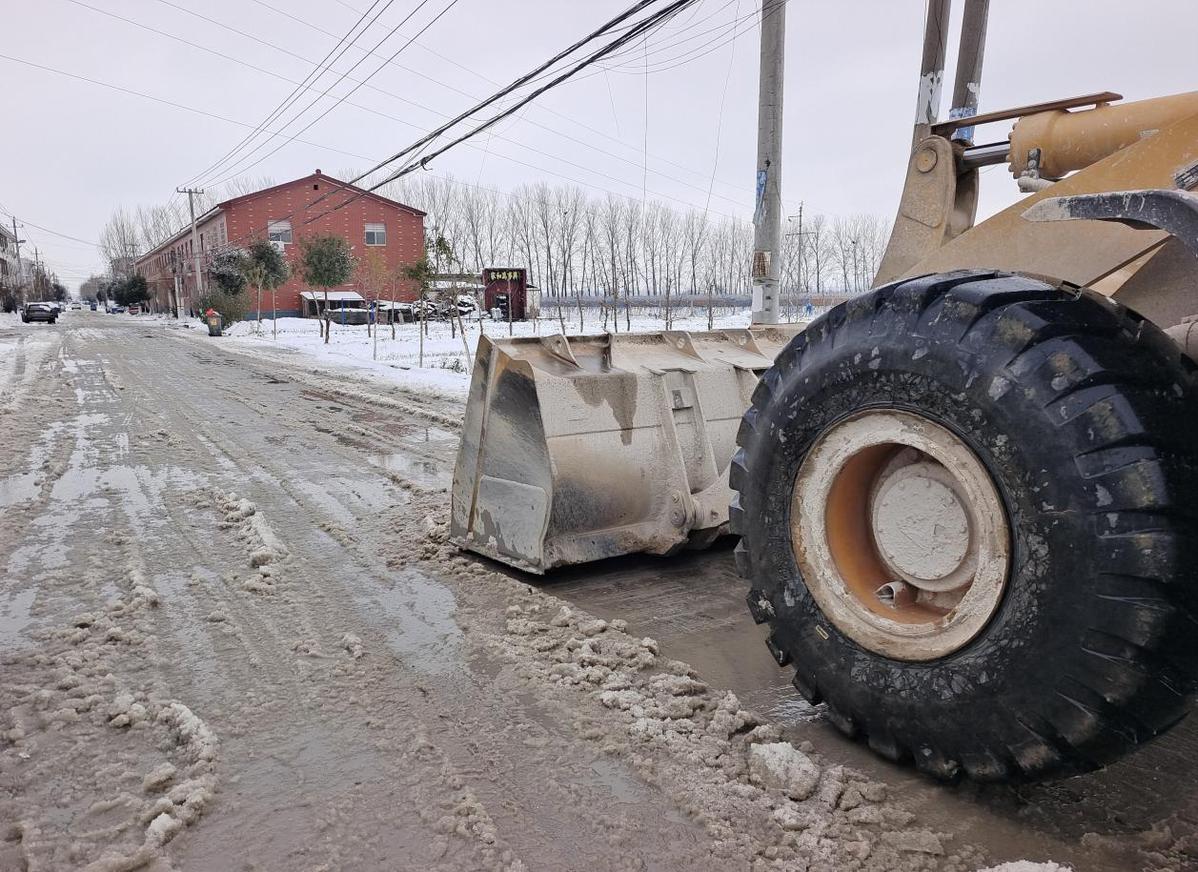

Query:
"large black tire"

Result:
[[731, 269, 1198, 782]]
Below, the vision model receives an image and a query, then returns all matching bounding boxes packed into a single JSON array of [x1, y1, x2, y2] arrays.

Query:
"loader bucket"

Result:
[[450, 325, 804, 573]]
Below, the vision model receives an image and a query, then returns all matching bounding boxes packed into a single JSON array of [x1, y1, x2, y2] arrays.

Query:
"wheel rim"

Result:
[[790, 409, 1010, 661]]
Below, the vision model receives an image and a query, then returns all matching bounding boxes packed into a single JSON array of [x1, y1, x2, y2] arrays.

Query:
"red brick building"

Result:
[[136, 171, 425, 317]]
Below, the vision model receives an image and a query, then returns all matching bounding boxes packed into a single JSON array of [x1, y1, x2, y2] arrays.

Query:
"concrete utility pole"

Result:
[[11, 217, 25, 305], [750, 0, 786, 325], [177, 187, 205, 313]]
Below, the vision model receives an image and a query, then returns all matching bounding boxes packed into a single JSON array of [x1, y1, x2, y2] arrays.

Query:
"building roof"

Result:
[[429, 279, 485, 291], [299, 290, 365, 302], [136, 170, 425, 267], [217, 171, 426, 218]]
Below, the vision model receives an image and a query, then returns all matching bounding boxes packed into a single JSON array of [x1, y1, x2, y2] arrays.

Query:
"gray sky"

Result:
[[2, 0, 1193, 290]]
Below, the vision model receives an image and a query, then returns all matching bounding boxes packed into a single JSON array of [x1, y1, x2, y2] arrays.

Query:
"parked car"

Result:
[[89, 301, 97, 311], [21, 303, 57, 324], [110, 305, 127, 314], [128, 305, 142, 315]]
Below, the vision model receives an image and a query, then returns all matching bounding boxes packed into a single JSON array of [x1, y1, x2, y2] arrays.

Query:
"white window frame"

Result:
[[364, 222, 386, 246], [268, 220, 293, 245]]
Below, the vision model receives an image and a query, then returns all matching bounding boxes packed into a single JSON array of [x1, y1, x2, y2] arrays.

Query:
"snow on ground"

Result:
[[214, 307, 762, 400]]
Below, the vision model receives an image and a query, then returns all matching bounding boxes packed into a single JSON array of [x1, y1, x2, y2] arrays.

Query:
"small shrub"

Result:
[[198, 290, 250, 323]]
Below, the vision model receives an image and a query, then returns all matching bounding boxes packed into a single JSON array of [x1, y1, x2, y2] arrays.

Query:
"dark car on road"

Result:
[[21, 303, 57, 324]]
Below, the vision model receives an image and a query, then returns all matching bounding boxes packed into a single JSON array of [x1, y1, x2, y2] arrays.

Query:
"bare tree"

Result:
[[99, 207, 142, 276]]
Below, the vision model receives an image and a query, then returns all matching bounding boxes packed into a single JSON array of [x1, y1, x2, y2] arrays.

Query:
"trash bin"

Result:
[[205, 309, 223, 337]]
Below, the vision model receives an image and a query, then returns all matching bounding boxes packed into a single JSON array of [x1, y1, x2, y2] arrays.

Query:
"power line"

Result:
[[152, 0, 701, 193], [195, 0, 413, 187], [703, 0, 743, 218], [0, 52, 381, 161], [206, 0, 459, 189], [323, 0, 701, 221], [0, 214, 99, 248], [178, 0, 392, 188], [346, 0, 706, 207], [0, 51, 745, 234], [241, 0, 752, 198], [212, 0, 753, 253], [595, 0, 752, 72]]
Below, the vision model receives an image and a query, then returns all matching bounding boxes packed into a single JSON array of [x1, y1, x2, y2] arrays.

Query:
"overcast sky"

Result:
[[2, 0, 1193, 290]]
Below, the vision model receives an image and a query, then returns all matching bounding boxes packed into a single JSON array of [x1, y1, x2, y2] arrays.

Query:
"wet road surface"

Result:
[[1, 314, 1194, 871]]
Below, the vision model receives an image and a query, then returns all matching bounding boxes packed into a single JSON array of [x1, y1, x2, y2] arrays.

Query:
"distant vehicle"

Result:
[[110, 305, 127, 314], [128, 305, 142, 315], [89, 301, 97, 311], [69, 301, 82, 310], [20, 303, 57, 324]]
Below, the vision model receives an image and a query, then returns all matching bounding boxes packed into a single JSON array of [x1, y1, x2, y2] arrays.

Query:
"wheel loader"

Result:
[[451, 0, 1198, 782]]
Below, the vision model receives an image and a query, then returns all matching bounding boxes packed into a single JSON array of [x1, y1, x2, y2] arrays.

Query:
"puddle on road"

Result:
[[589, 758, 649, 804], [368, 453, 452, 489], [767, 695, 824, 726], [586, 758, 691, 824], [153, 566, 230, 697], [391, 423, 456, 444], [369, 567, 462, 675], [0, 588, 37, 650], [0, 472, 41, 509]]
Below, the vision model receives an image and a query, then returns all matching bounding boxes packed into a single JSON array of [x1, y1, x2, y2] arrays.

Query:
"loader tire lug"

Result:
[[791, 668, 822, 705], [745, 588, 773, 624], [733, 539, 752, 577], [728, 492, 745, 535], [764, 634, 790, 666]]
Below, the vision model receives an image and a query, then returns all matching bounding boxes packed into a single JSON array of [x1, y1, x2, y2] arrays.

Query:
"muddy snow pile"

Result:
[[0, 559, 218, 870], [497, 597, 969, 870], [214, 488, 288, 594], [400, 503, 984, 872]]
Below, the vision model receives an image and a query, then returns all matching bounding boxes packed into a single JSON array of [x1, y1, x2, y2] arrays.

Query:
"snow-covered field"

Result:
[[216, 308, 762, 399]]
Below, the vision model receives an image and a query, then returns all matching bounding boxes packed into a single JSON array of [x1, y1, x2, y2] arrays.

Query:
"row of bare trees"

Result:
[[99, 172, 890, 321], [380, 175, 890, 309], [98, 177, 276, 278]]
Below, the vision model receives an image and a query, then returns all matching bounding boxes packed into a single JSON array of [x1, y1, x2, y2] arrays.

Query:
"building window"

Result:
[[268, 220, 293, 245], [365, 222, 386, 246]]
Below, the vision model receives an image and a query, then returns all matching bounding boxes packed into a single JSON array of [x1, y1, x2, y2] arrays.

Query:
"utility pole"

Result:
[[11, 216, 25, 305], [177, 187, 205, 315], [750, 0, 786, 325]]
